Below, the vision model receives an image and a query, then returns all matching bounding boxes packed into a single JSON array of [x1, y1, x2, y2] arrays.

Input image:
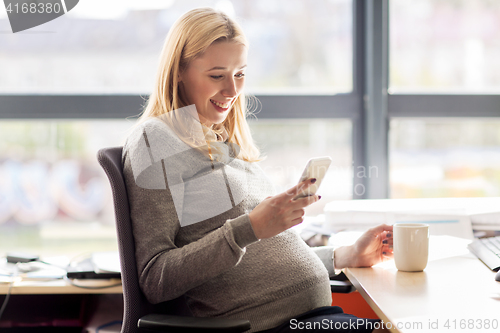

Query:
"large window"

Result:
[[0, 0, 354, 255], [390, 0, 500, 93], [390, 119, 500, 198], [0, 0, 352, 94], [388, 0, 500, 200], [0, 120, 131, 257]]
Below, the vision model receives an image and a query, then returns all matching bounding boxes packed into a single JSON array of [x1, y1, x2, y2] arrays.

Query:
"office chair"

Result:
[[97, 147, 251, 333]]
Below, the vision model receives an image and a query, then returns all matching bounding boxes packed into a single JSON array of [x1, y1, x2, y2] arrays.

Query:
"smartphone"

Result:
[[294, 156, 332, 199]]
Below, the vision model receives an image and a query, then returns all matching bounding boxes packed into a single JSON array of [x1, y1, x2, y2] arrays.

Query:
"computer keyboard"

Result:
[[468, 236, 500, 272]]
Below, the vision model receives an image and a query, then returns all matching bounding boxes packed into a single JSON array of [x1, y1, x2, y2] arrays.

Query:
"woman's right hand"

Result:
[[248, 178, 321, 239]]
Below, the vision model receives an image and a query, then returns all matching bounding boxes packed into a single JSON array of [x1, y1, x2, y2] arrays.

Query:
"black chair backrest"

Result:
[[99, 147, 194, 330], [98, 147, 154, 333]]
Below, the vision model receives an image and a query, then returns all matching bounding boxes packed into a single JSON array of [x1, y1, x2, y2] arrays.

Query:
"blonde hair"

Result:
[[138, 7, 261, 162]]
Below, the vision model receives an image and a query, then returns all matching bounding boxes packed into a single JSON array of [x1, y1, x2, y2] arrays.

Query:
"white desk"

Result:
[[0, 254, 122, 294], [0, 260, 122, 330], [0, 278, 122, 330], [0, 278, 122, 295], [345, 236, 500, 333]]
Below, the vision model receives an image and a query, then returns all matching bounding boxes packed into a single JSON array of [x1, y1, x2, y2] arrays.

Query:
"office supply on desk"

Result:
[[66, 253, 121, 280], [324, 197, 500, 238], [6, 252, 39, 264], [471, 213, 500, 228], [468, 235, 500, 272], [0, 259, 67, 281], [91, 252, 121, 274]]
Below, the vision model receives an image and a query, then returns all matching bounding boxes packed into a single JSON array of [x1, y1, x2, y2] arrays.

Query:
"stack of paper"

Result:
[[91, 252, 121, 275], [324, 197, 500, 239]]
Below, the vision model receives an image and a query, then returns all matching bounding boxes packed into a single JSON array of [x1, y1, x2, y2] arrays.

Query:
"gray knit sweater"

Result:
[[122, 118, 335, 332]]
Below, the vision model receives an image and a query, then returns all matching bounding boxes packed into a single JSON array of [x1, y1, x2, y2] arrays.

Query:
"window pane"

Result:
[[390, 119, 500, 198], [0, 120, 132, 257], [0, 119, 352, 257], [0, 0, 352, 94], [390, 0, 500, 93], [248, 119, 353, 216]]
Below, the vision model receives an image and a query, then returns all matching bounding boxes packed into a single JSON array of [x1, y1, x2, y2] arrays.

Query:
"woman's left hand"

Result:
[[334, 224, 393, 269]]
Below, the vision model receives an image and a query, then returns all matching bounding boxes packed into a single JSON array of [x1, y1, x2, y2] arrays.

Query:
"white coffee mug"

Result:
[[393, 223, 429, 272]]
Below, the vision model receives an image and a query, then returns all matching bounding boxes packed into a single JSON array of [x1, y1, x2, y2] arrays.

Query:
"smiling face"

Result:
[[179, 40, 247, 128]]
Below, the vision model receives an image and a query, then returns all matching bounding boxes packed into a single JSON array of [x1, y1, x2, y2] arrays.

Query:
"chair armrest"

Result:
[[330, 280, 355, 293], [330, 272, 355, 293], [138, 314, 251, 333]]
